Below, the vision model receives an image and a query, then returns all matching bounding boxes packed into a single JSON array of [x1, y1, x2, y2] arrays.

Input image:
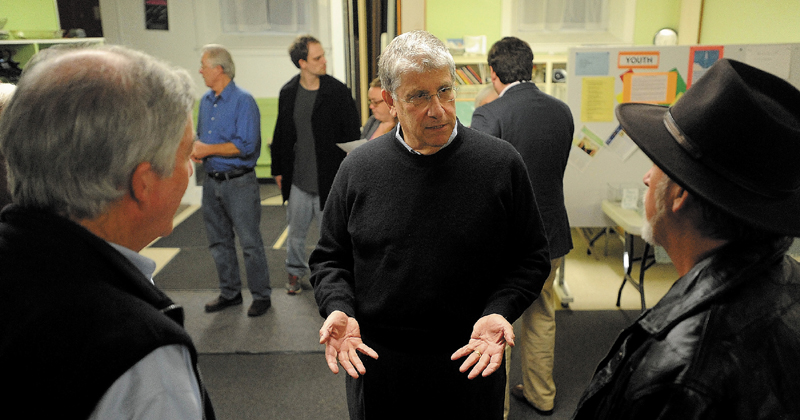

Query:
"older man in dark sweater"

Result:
[[310, 30, 551, 420]]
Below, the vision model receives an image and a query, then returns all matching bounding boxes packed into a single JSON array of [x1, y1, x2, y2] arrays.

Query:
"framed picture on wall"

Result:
[[145, 0, 169, 31]]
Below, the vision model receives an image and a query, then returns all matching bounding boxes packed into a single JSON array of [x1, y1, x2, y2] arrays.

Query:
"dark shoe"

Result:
[[286, 274, 302, 295], [247, 297, 272, 317], [204, 293, 243, 313], [511, 384, 554, 416]]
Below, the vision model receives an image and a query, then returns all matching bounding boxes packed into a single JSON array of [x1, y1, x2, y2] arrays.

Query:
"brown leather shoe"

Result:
[[247, 297, 271, 317], [204, 293, 243, 313]]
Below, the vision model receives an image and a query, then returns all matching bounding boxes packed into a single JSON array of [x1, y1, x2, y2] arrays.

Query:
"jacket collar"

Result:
[[638, 242, 785, 337], [0, 205, 180, 320], [498, 81, 539, 98]]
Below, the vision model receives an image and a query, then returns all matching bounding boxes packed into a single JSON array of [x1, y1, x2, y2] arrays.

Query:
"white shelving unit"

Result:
[[452, 53, 568, 102]]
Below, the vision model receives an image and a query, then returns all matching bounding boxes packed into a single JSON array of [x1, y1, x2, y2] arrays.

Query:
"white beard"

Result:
[[641, 216, 658, 246], [641, 177, 670, 246]]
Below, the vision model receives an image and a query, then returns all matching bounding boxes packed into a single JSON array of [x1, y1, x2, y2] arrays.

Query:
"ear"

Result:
[[489, 68, 502, 94], [129, 162, 157, 207], [382, 89, 395, 111], [670, 184, 691, 213]]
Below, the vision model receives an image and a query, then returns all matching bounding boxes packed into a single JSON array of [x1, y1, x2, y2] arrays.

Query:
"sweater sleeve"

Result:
[[308, 162, 357, 318]]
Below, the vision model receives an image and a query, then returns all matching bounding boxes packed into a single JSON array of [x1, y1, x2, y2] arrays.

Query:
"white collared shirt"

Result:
[[498, 80, 526, 98], [395, 122, 458, 155]]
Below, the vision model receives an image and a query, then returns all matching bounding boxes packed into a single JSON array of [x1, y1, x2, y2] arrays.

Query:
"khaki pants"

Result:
[[504, 257, 561, 417]]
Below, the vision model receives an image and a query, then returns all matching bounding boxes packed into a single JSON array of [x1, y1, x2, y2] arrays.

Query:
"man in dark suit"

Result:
[[471, 36, 574, 416]]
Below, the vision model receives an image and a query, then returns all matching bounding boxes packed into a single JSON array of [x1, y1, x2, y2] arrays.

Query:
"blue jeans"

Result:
[[286, 184, 322, 278], [202, 171, 271, 300]]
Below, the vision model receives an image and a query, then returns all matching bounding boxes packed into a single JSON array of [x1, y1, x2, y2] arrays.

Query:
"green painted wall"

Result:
[[633, 0, 681, 45], [426, 0, 503, 47], [0, 0, 60, 32], [255, 97, 278, 177], [426, 0, 680, 48], [701, 0, 800, 44], [424, 0, 798, 48]]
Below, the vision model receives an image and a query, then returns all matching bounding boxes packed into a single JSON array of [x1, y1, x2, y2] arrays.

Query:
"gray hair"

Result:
[[378, 30, 456, 96], [0, 45, 194, 220], [202, 44, 236, 79], [474, 85, 497, 108]]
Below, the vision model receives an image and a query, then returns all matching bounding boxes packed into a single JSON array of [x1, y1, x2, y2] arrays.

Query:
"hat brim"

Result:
[[616, 102, 800, 237]]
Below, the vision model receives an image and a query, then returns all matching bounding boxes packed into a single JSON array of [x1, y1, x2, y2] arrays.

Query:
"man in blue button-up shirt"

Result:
[[192, 44, 272, 317]]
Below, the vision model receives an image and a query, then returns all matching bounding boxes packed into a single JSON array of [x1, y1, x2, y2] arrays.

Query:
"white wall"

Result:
[[98, 0, 346, 204], [98, 0, 345, 98]]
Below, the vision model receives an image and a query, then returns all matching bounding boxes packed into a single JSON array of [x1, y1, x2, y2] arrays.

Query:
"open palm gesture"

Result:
[[319, 310, 379, 378]]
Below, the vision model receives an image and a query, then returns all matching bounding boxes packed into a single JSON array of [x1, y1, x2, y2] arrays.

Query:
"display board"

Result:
[[564, 43, 800, 226]]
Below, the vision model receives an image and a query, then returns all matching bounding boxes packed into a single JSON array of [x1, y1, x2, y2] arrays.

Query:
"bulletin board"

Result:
[[564, 43, 800, 226]]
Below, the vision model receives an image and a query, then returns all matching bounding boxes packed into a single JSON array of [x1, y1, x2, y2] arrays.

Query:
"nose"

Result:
[[188, 161, 194, 177], [427, 95, 446, 117], [643, 167, 653, 187]]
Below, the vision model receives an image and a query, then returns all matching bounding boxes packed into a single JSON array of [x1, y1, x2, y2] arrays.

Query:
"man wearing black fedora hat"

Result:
[[572, 58, 800, 419]]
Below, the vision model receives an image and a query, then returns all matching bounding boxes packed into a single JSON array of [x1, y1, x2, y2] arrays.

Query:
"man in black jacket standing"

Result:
[[0, 45, 213, 418], [573, 59, 800, 419], [270, 35, 361, 295]]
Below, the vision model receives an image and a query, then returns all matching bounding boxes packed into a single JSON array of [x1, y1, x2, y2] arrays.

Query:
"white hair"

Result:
[[0, 45, 194, 219], [378, 31, 456, 97]]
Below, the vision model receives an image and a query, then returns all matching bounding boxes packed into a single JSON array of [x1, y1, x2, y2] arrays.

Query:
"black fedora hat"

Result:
[[616, 58, 800, 237]]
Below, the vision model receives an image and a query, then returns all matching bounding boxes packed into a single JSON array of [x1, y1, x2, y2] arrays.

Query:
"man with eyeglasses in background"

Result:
[[309, 30, 551, 419]]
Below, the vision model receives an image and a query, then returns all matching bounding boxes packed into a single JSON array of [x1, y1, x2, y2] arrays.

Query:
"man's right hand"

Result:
[[274, 175, 282, 190], [319, 310, 379, 378]]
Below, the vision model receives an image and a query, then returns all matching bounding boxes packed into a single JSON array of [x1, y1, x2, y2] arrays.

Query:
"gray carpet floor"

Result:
[[190, 309, 637, 420], [151, 183, 640, 419]]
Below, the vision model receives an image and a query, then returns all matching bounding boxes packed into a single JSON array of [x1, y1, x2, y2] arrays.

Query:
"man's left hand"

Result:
[[450, 314, 515, 379]]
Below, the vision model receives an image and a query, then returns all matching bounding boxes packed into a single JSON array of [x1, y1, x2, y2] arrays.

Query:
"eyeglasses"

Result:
[[399, 86, 457, 107], [369, 99, 384, 106]]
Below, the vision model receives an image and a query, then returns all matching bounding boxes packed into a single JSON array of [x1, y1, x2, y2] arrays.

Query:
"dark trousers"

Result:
[[346, 336, 506, 420]]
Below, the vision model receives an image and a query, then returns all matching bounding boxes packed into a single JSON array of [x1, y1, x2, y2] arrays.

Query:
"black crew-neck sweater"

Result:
[[310, 123, 551, 352]]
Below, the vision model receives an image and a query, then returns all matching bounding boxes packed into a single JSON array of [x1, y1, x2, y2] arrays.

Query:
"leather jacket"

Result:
[[572, 240, 800, 420]]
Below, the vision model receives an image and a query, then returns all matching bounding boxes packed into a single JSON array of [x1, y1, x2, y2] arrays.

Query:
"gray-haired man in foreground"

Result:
[[0, 45, 214, 418]]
